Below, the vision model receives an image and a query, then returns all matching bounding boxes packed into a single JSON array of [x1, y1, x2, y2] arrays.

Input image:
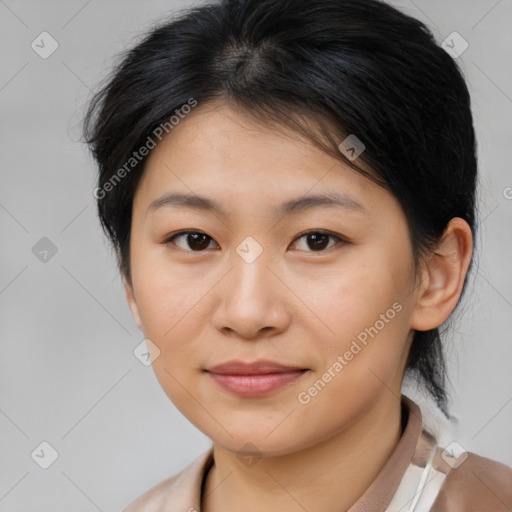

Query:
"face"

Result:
[[125, 100, 421, 457]]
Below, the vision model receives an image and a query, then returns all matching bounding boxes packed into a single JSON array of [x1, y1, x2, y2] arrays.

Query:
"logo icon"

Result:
[[133, 338, 161, 366], [237, 442, 262, 468], [32, 237, 58, 263], [441, 32, 469, 59], [31, 441, 59, 469], [441, 440, 468, 469], [31, 32, 59, 59], [338, 134, 365, 161], [236, 236, 263, 264]]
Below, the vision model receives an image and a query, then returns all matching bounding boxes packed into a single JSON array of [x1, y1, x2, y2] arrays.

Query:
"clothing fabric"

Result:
[[123, 394, 512, 511]]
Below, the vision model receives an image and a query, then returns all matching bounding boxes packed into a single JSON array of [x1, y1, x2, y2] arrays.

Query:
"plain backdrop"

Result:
[[1, 0, 511, 510]]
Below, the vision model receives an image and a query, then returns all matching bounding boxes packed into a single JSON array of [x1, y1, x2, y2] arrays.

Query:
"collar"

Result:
[[348, 394, 426, 511], [125, 394, 436, 511]]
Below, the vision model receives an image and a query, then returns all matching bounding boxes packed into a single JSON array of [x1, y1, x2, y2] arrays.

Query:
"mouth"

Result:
[[205, 360, 310, 397]]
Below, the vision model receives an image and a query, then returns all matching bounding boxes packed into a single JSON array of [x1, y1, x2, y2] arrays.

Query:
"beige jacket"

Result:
[[123, 395, 512, 511]]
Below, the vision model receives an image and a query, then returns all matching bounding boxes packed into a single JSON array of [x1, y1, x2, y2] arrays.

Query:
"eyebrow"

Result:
[[147, 191, 368, 217]]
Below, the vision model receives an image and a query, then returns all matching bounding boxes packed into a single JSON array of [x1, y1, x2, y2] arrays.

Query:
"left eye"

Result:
[[291, 231, 344, 252], [165, 231, 218, 251]]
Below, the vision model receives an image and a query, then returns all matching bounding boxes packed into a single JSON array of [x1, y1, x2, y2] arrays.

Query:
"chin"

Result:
[[210, 427, 315, 459]]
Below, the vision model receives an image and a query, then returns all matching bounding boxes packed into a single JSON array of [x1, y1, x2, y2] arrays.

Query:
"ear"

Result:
[[124, 277, 142, 330], [411, 217, 473, 331]]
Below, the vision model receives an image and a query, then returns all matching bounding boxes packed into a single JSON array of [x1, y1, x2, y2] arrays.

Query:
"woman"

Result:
[[83, 0, 512, 510]]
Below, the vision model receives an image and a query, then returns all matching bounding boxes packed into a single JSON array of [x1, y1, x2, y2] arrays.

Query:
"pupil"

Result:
[[189, 233, 209, 250], [308, 233, 328, 250]]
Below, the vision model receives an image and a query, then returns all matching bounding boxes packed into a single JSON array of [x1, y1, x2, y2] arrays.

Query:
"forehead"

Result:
[[134, 101, 398, 218]]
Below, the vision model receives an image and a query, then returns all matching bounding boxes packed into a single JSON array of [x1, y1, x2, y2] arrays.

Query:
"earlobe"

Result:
[[124, 278, 142, 330], [411, 218, 473, 332]]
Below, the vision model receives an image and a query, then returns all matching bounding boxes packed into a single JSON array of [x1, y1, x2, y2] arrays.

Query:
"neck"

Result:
[[201, 392, 404, 512]]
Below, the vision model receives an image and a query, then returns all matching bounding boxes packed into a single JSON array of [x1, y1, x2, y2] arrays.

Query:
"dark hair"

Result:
[[83, 0, 478, 418]]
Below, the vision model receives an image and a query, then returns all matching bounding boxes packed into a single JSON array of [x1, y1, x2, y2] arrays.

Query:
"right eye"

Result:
[[164, 230, 219, 252]]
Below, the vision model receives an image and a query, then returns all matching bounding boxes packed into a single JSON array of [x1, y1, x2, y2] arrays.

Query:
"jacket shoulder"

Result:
[[122, 471, 183, 512], [430, 451, 512, 512], [122, 448, 213, 512]]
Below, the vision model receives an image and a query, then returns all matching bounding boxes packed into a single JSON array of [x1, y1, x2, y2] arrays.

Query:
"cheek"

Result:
[[130, 265, 208, 409], [130, 256, 208, 355], [295, 250, 413, 379], [294, 274, 411, 435], [296, 259, 403, 337]]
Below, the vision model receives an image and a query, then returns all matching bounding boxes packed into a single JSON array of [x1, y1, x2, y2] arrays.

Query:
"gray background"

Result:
[[0, 0, 511, 510]]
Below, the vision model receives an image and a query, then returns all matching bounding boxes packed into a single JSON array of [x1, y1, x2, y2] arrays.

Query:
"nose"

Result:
[[210, 248, 291, 340]]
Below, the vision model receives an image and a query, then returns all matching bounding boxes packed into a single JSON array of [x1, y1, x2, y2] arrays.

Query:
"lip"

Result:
[[207, 359, 307, 375], [205, 360, 309, 397]]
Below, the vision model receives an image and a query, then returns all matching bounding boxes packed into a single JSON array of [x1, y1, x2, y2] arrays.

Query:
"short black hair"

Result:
[[83, 0, 478, 418]]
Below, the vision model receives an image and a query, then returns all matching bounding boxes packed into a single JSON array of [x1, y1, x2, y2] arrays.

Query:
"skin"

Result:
[[124, 99, 473, 512]]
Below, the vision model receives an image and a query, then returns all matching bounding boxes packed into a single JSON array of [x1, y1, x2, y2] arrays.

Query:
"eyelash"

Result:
[[163, 229, 347, 253]]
